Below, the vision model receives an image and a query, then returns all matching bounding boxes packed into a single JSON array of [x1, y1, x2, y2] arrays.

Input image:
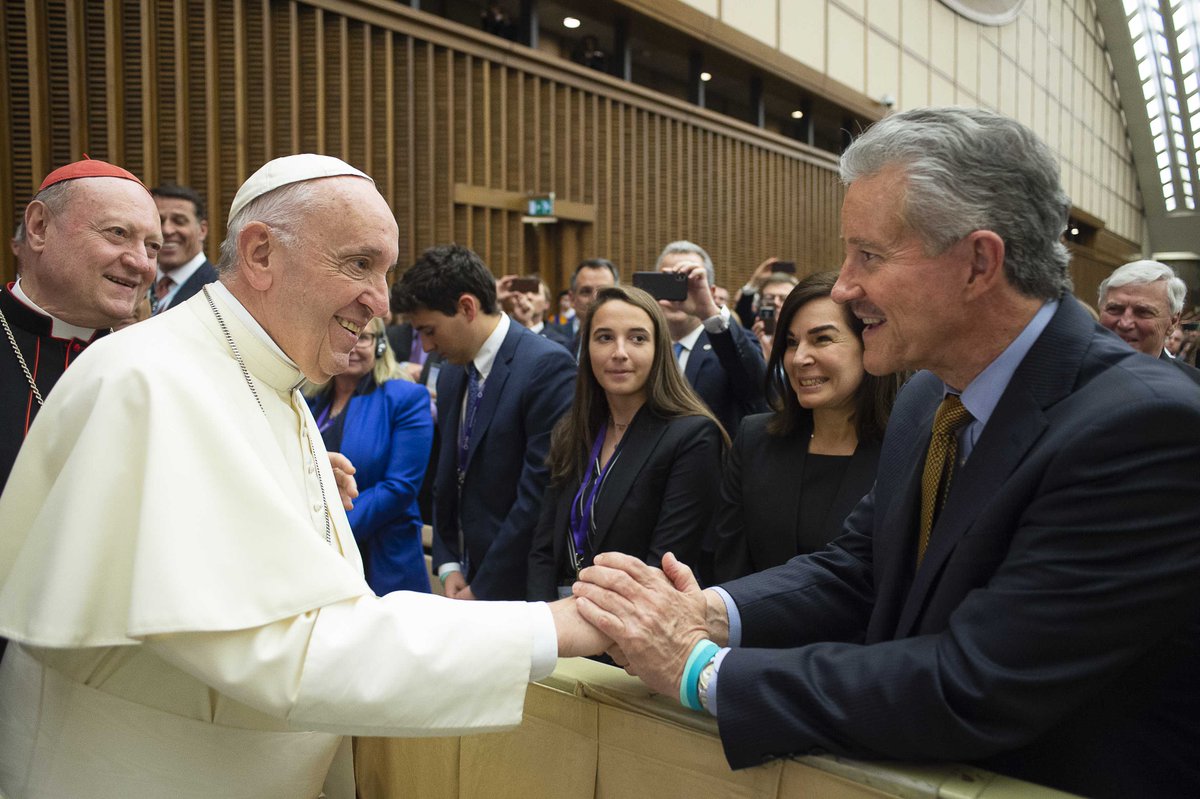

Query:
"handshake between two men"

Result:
[[553, 552, 721, 709]]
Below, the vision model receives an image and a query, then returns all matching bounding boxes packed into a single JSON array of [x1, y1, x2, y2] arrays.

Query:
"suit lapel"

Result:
[[465, 323, 520, 468], [771, 429, 810, 567], [590, 410, 669, 550], [870, 401, 936, 639], [893, 298, 1092, 637], [683, 330, 711, 384]]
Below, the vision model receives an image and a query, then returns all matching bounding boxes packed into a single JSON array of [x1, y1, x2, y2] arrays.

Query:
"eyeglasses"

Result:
[[354, 332, 378, 347]]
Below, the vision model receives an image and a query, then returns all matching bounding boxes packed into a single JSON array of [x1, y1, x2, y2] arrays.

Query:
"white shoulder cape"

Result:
[[0, 289, 370, 645]]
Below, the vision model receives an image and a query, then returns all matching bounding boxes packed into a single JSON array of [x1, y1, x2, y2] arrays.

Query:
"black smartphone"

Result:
[[757, 306, 776, 335], [509, 277, 541, 293], [1182, 322, 1199, 331], [633, 271, 688, 301], [772, 260, 796, 274]]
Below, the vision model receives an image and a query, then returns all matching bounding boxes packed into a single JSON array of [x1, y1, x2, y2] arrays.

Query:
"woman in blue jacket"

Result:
[[307, 318, 434, 594]]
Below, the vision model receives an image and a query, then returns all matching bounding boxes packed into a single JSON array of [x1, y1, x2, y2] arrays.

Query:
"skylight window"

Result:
[[1125, 0, 1199, 212]]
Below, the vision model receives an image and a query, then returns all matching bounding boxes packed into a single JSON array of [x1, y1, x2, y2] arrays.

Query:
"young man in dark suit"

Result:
[[392, 244, 575, 600], [575, 108, 1200, 798], [149, 184, 218, 313]]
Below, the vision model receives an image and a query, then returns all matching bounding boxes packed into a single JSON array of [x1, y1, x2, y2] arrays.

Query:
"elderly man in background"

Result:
[[0, 154, 605, 799], [576, 108, 1200, 799], [0, 159, 160, 492], [1098, 259, 1200, 385]]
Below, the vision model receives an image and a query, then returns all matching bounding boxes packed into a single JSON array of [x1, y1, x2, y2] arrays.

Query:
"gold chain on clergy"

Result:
[[0, 305, 45, 407], [202, 286, 333, 547]]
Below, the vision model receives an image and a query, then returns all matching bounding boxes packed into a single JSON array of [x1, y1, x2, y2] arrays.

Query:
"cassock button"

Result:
[[312, 503, 321, 513], [72, 342, 82, 352]]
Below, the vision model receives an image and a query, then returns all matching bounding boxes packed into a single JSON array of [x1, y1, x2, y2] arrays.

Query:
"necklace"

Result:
[[609, 415, 630, 432], [203, 287, 332, 546], [0, 305, 45, 406]]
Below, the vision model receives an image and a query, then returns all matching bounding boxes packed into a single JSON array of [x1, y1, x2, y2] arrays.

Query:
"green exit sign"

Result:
[[527, 194, 555, 216]]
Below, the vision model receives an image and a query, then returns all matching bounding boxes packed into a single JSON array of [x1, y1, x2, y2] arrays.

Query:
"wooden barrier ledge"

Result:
[[355, 657, 1079, 799]]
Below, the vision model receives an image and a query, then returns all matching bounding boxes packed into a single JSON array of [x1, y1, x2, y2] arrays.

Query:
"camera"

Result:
[[757, 305, 776, 335], [632, 271, 688, 302]]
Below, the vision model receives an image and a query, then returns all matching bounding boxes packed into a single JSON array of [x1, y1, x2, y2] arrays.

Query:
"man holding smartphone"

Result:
[[749, 272, 799, 361], [653, 241, 767, 584]]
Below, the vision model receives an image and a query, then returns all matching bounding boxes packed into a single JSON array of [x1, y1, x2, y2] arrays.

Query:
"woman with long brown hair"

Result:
[[527, 286, 727, 600]]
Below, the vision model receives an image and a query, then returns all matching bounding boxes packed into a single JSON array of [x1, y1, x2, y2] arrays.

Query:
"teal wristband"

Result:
[[679, 639, 720, 711]]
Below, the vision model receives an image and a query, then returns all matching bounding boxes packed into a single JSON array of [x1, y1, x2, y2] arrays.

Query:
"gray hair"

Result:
[[656, 240, 715, 285], [840, 107, 1072, 300], [216, 180, 320, 274], [1098, 260, 1186, 315], [30, 181, 76, 217]]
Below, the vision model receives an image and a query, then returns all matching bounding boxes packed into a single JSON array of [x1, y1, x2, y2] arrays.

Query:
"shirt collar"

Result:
[[677, 321, 705, 351], [159, 251, 207, 285], [954, 299, 1058, 429], [11, 277, 100, 341], [472, 313, 511, 381]]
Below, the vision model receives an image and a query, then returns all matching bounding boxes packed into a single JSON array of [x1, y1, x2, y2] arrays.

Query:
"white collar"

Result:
[[158, 251, 208, 285], [11, 278, 100, 341], [472, 313, 511, 381], [676, 321, 705, 351], [206, 281, 298, 369]]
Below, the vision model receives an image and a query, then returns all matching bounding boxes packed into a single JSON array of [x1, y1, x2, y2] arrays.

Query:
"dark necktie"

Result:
[[457, 364, 484, 477], [151, 276, 173, 314], [917, 394, 972, 566]]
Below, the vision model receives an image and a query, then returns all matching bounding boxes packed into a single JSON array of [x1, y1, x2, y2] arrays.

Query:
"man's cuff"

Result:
[[710, 586, 742, 646], [528, 602, 558, 681], [702, 305, 731, 334], [436, 563, 462, 580]]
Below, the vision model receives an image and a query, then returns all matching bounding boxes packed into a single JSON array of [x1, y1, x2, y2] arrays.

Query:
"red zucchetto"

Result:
[[38, 156, 148, 193]]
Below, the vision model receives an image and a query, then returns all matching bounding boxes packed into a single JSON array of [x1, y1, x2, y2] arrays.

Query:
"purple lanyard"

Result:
[[568, 422, 616, 569]]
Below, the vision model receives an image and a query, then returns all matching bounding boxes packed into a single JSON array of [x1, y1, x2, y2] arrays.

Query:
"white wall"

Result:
[[670, 0, 1142, 243]]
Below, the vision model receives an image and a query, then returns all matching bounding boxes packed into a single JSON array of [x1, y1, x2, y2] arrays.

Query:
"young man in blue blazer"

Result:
[[392, 245, 575, 601]]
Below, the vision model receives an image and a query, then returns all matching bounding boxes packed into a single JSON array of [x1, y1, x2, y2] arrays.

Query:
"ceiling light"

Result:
[[790, 110, 804, 119], [563, 17, 581, 28], [700, 71, 712, 82]]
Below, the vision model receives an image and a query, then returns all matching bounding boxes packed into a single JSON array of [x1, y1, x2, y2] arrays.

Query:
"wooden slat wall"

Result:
[[5, 0, 849, 292]]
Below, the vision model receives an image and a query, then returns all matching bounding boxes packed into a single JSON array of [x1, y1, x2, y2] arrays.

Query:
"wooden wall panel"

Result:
[[1, 0, 858, 293]]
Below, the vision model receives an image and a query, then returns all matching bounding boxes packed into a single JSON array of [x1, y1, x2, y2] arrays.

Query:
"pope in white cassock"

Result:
[[0, 155, 607, 798]]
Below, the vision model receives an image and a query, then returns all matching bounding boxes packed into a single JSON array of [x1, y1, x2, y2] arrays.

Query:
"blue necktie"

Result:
[[673, 341, 685, 366], [457, 364, 484, 477]]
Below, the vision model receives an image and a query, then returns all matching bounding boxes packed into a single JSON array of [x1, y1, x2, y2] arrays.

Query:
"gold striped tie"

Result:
[[917, 394, 972, 566]]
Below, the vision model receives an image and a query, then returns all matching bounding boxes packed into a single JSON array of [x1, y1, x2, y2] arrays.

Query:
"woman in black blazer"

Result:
[[527, 286, 728, 601], [713, 272, 902, 583]]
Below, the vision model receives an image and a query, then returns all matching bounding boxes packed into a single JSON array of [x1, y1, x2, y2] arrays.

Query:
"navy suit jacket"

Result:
[[527, 410, 723, 600], [715, 297, 1200, 798], [162, 259, 218, 311], [433, 322, 575, 600], [328, 379, 434, 595], [683, 323, 768, 438], [1161, 349, 1200, 386]]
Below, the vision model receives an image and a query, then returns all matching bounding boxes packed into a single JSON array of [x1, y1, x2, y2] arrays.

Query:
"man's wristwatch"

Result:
[[697, 660, 717, 713]]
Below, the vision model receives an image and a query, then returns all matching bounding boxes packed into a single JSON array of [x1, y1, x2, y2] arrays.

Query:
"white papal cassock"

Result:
[[0, 283, 556, 799]]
